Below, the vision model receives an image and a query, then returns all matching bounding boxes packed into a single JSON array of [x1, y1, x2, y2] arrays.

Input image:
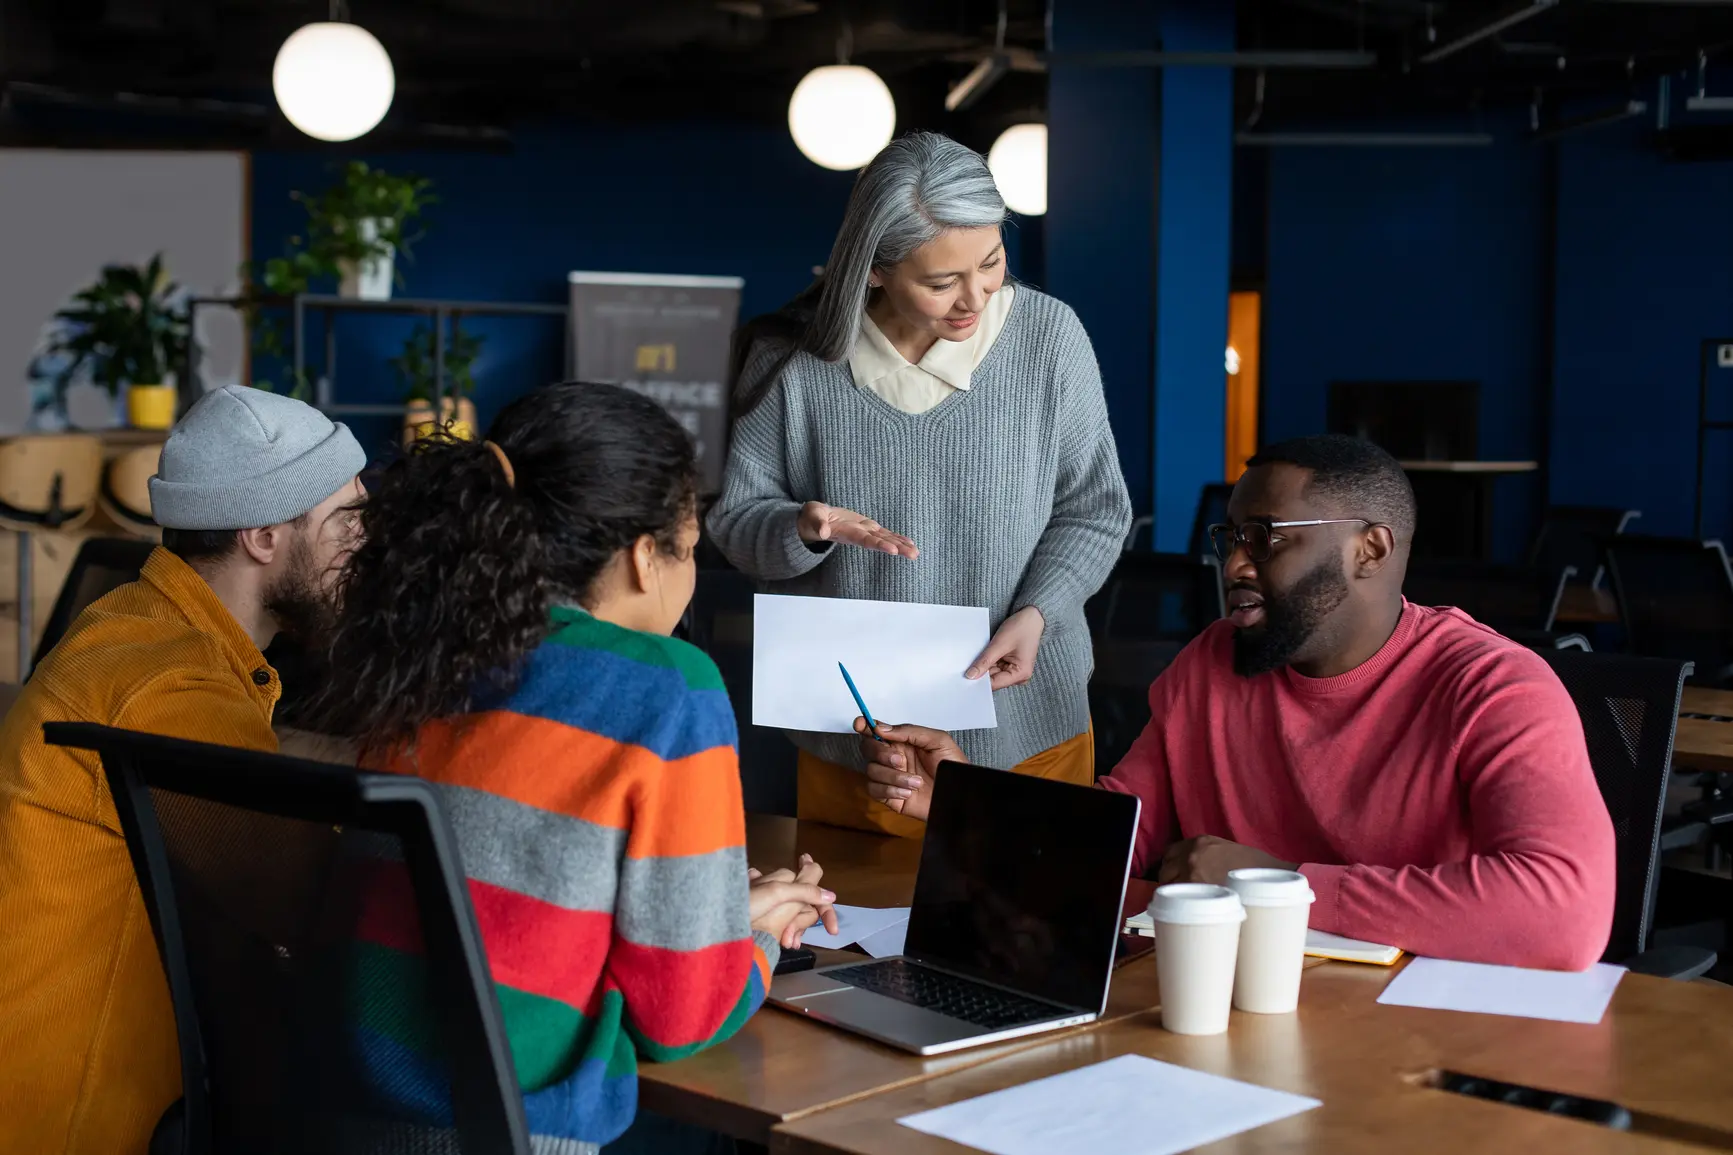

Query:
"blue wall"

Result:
[[1261, 114, 1733, 552], [251, 122, 853, 455], [1261, 128, 1551, 560], [1553, 117, 1733, 539]]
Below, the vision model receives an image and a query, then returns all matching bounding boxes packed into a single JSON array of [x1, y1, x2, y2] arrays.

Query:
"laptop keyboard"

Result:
[[826, 959, 1070, 1030]]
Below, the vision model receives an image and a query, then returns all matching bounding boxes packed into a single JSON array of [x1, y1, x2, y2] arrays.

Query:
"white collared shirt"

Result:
[[847, 285, 1016, 414]]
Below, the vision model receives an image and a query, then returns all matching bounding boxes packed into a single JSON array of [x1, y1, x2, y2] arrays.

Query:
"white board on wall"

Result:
[[0, 149, 247, 434]]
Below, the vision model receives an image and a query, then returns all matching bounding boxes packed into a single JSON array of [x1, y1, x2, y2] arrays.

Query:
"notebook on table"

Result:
[[1123, 911, 1403, 966], [770, 760, 1141, 1055]]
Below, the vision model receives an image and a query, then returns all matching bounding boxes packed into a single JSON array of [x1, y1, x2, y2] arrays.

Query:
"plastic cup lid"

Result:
[[1226, 868, 1316, 907], [1148, 883, 1246, 926]]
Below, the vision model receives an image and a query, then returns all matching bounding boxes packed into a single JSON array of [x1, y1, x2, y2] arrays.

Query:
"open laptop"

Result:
[[769, 760, 1140, 1055]]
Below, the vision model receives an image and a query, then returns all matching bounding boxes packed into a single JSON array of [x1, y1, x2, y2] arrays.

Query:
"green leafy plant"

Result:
[[244, 162, 435, 396], [391, 321, 485, 403], [48, 254, 192, 399]]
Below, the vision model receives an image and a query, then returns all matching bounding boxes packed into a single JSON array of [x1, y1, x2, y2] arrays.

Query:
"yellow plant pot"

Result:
[[403, 397, 478, 446], [127, 384, 177, 430]]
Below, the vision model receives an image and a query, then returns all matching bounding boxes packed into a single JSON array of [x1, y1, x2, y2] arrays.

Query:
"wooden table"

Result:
[[1557, 585, 1620, 626], [1676, 688, 1733, 774], [774, 959, 1733, 1155], [639, 816, 1172, 1144]]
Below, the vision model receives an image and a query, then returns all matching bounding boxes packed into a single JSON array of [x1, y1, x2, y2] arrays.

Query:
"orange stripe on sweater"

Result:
[[388, 711, 746, 858]]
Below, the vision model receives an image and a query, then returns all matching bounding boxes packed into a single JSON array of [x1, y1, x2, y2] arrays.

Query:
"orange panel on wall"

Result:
[[1225, 290, 1261, 482]]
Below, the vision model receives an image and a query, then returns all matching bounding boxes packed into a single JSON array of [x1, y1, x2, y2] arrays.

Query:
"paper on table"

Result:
[[899, 1054, 1320, 1155], [1376, 957, 1625, 1024], [857, 919, 909, 959], [797, 905, 910, 951], [751, 594, 997, 733]]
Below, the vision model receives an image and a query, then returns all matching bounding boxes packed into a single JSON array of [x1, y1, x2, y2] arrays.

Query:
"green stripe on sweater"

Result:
[[350, 941, 627, 1090], [546, 606, 724, 691]]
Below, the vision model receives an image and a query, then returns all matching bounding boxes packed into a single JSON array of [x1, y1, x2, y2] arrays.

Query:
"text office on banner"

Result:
[[567, 271, 743, 493]]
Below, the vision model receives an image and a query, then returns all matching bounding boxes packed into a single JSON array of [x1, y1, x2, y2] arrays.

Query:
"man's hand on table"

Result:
[[854, 719, 966, 822], [748, 854, 839, 950], [1157, 835, 1297, 886]]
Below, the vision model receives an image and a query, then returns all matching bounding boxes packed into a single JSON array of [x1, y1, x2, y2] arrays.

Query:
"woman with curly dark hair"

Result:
[[312, 382, 836, 1155]]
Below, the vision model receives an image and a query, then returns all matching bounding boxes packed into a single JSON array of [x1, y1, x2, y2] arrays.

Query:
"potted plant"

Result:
[[393, 320, 484, 444], [301, 161, 433, 301], [47, 254, 191, 429]]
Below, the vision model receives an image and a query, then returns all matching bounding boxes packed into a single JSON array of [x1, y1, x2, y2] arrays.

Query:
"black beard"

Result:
[[1232, 559, 1351, 677], [262, 538, 334, 649]]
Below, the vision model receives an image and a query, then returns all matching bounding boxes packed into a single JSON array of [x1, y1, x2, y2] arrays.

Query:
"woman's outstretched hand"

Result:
[[798, 502, 919, 559]]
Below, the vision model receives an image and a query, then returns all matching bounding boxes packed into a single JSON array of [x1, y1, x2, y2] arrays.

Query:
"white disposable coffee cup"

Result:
[[1225, 868, 1315, 1015], [1149, 884, 1245, 1036]]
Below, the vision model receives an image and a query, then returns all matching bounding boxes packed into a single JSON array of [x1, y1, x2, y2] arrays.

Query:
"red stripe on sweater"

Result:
[[353, 865, 756, 1041], [605, 936, 758, 1050]]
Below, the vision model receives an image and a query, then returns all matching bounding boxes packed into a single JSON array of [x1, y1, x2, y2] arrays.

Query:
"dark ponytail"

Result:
[[310, 381, 699, 755]]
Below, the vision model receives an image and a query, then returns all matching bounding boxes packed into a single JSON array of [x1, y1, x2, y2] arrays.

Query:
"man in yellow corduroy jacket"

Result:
[[0, 386, 366, 1155]]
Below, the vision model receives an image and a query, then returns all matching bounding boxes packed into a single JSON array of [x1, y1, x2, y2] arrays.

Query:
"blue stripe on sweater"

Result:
[[485, 642, 737, 761]]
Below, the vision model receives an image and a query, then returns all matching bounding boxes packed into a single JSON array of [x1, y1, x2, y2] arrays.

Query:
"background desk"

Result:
[[1398, 460, 1538, 562]]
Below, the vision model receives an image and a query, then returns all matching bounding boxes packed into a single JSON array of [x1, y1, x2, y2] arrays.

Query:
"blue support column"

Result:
[[1152, 3, 1234, 553], [1046, 0, 1235, 550]]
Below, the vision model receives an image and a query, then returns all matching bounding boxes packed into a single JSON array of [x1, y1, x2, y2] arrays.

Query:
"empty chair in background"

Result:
[[1188, 482, 1235, 561], [1086, 552, 1224, 774], [1401, 558, 1578, 650], [1530, 505, 1640, 590], [0, 432, 104, 679], [1603, 535, 1733, 686]]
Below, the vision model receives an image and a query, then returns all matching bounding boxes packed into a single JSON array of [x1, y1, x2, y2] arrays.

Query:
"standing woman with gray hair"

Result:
[[708, 131, 1132, 836]]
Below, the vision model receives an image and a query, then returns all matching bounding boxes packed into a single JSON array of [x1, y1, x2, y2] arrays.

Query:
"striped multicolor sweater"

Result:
[[353, 607, 778, 1149]]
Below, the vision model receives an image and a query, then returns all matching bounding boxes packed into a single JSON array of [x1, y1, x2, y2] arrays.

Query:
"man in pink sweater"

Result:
[[858, 435, 1615, 971]]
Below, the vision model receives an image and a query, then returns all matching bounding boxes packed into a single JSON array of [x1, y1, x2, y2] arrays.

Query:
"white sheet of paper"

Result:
[[857, 919, 909, 958], [1376, 957, 1626, 1024], [797, 905, 911, 951], [899, 1054, 1320, 1155], [751, 594, 997, 733]]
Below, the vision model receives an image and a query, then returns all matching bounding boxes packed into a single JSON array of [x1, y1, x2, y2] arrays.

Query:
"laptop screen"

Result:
[[903, 761, 1140, 1013]]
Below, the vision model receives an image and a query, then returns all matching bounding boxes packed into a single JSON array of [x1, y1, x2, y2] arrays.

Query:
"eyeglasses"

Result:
[[1208, 519, 1376, 564]]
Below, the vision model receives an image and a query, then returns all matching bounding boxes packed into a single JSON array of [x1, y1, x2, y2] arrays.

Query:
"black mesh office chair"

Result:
[[684, 566, 798, 815], [1402, 559, 1581, 649], [46, 723, 531, 1155], [1535, 651, 1716, 980], [1087, 553, 1224, 774], [1603, 536, 1733, 686], [30, 536, 156, 671], [1188, 484, 1235, 562], [1530, 505, 1640, 590]]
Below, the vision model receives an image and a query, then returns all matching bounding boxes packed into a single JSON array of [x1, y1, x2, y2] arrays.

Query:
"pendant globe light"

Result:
[[987, 123, 1047, 216], [273, 4, 395, 143], [788, 61, 896, 171]]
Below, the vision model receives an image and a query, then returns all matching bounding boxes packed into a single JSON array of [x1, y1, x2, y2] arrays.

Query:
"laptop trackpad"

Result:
[[775, 984, 987, 1047]]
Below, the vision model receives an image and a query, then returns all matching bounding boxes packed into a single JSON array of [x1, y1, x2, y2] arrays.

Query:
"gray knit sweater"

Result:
[[708, 287, 1132, 772]]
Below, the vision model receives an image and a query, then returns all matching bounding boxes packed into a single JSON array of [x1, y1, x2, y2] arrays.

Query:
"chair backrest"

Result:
[[684, 566, 798, 815], [31, 536, 157, 672], [46, 723, 530, 1155], [1188, 483, 1236, 561], [1530, 505, 1640, 589], [99, 445, 163, 539], [1087, 551, 1226, 642], [1603, 535, 1733, 682], [1401, 559, 1574, 634], [1535, 651, 1692, 964], [1087, 553, 1224, 773], [0, 434, 105, 531]]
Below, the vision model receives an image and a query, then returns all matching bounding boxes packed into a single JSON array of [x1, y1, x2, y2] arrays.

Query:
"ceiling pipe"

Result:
[[1043, 50, 1376, 68], [1235, 132, 1495, 146], [1530, 99, 1648, 141], [1420, 0, 1560, 65]]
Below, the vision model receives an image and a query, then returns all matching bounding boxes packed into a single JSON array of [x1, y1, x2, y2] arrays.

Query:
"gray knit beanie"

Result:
[[148, 386, 367, 531]]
